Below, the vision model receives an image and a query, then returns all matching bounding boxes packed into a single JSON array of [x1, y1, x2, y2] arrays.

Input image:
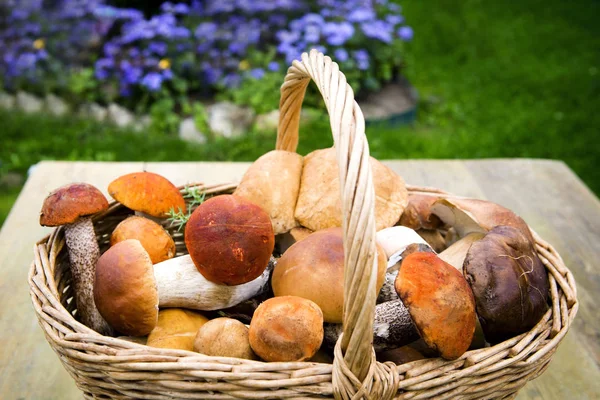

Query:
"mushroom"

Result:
[[185, 194, 275, 286], [431, 198, 535, 244], [271, 227, 387, 323], [194, 317, 257, 360], [234, 150, 303, 235], [94, 239, 275, 336], [294, 147, 408, 232], [438, 232, 486, 271], [399, 193, 443, 231], [146, 309, 209, 351], [108, 171, 186, 220], [40, 182, 113, 335], [275, 226, 313, 255], [463, 226, 549, 344], [376, 226, 435, 303], [325, 252, 477, 359], [110, 216, 176, 264], [249, 296, 324, 362]]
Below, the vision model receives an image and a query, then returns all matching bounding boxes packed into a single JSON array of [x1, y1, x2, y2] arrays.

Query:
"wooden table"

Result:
[[1, 159, 599, 399]]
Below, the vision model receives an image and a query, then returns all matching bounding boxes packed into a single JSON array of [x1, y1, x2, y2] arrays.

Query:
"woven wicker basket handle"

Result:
[[276, 50, 397, 399]]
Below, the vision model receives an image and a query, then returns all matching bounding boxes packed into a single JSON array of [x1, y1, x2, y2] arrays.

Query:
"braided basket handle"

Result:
[[276, 50, 397, 399]]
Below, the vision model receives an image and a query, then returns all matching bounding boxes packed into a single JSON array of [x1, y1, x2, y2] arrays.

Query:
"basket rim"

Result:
[[28, 182, 579, 399]]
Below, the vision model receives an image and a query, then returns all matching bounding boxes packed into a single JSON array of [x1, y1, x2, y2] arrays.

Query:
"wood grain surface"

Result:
[[1, 159, 598, 399]]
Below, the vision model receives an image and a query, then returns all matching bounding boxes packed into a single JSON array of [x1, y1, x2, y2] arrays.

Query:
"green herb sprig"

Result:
[[166, 185, 206, 231]]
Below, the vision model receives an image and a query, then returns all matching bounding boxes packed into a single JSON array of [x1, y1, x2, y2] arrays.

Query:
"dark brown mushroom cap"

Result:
[[464, 225, 549, 344], [108, 171, 186, 217], [40, 183, 108, 226], [94, 239, 159, 336], [395, 252, 476, 360]]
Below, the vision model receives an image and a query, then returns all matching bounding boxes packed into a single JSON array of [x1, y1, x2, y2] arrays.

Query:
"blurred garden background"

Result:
[[1, 0, 598, 227]]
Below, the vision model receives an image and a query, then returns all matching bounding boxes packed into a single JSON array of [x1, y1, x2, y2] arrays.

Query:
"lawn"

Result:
[[1, 0, 598, 227]]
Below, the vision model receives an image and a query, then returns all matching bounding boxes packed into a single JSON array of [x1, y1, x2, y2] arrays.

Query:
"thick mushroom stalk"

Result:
[[40, 182, 113, 335], [154, 255, 274, 310], [63, 218, 114, 334]]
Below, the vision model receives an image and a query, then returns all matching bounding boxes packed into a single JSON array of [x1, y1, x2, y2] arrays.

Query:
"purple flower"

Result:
[[386, 15, 405, 26], [267, 61, 280, 72], [397, 26, 414, 41], [361, 20, 393, 43], [249, 68, 265, 80], [323, 22, 355, 46], [173, 3, 190, 14], [334, 48, 349, 63], [222, 72, 241, 88], [148, 42, 167, 56], [162, 69, 174, 80], [203, 65, 223, 85], [141, 72, 163, 91], [353, 49, 370, 70], [277, 30, 301, 44], [348, 8, 375, 23], [304, 25, 321, 43]]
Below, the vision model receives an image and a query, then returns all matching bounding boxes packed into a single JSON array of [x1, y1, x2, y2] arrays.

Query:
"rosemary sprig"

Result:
[[166, 185, 206, 231]]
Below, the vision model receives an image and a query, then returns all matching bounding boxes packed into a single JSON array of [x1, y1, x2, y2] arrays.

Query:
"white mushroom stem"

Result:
[[63, 217, 114, 335], [324, 300, 419, 352], [439, 232, 486, 271], [153, 255, 274, 310], [376, 226, 429, 258]]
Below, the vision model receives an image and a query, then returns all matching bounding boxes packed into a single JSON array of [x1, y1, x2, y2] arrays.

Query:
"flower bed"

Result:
[[0, 0, 413, 120]]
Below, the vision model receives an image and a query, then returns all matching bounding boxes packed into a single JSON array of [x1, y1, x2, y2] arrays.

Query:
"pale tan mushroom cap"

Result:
[[294, 148, 408, 232], [147, 309, 209, 351], [234, 150, 303, 235]]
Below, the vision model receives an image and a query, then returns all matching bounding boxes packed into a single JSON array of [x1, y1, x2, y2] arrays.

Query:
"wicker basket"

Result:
[[29, 50, 578, 399]]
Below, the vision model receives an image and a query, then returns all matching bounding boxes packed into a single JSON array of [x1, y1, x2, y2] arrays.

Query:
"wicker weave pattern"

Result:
[[29, 50, 577, 399]]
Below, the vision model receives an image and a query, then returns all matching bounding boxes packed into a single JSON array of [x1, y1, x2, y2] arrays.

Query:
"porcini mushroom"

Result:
[[294, 148, 408, 231], [432, 198, 535, 244], [146, 309, 209, 351], [271, 227, 387, 323], [185, 195, 275, 286], [94, 240, 275, 336], [110, 216, 176, 264], [234, 150, 303, 235], [194, 317, 256, 360], [40, 182, 113, 334], [463, 226, 549, 344], [249, 296, 324, 362], [108, 171, 186, 219], [399, 193, 443, 231]]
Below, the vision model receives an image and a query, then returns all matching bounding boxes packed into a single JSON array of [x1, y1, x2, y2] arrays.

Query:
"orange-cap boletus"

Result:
[[108, 171, 185, 218], [294, 148, 408, 232], [40, 182, 112, 335], [110, 215, 176, 263], [249, 296, 323, 362], [95, 240, 275, 335], [396, 252, 477, 360], [234, 150, 303, 235], [464, 225, 549, 344], [185, 194, 274, 286], [272, 227, 387, 323]]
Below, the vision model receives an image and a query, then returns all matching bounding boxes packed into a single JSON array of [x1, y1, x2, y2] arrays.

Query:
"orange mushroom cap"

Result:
[[40, 182, 108, 226], [108, 172, 186, 217], [110, 216, 176, 264], [395, 252, 476, 360]]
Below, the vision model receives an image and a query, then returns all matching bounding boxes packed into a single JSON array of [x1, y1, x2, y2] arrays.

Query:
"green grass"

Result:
[[1, 0, 599, 227]]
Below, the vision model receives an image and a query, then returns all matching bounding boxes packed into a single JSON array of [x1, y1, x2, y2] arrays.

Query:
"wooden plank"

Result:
[[1, 159, 598, 399]]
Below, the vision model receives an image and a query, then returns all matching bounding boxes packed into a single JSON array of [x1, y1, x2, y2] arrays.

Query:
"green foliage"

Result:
[[223, 72, 283, 114], [68, 68, 99, 103], [149, 97, 180, 135], [166, 185, 207, 231]]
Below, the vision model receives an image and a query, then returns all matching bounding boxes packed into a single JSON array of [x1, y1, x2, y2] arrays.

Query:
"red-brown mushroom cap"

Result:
[[94, 239, 159, 336], [464, 225, 549, 344], [395, 252, 476, 360], [185, 195, 274, 286], [40, 182, 108, 226], [108, 171, 186, 217]]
